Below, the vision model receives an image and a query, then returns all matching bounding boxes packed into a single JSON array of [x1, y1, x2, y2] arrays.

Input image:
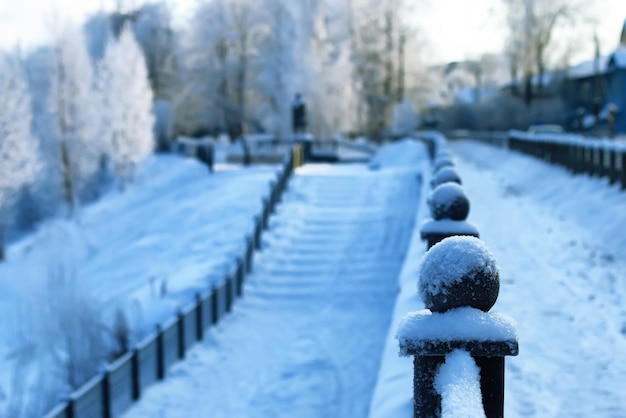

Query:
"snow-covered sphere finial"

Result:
[[433, 157, 454, 173], [419, 236, 499, 313], [431, 167, 462, 188], [429, 183, 470, 221]]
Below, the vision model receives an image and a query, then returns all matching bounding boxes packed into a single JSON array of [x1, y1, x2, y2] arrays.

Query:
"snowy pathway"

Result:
[[370, 139, 626, 418], [123, 163, 421, 418]]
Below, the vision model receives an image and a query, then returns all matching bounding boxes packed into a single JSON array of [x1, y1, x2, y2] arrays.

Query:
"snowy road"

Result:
[[123, 162, 421, 418]]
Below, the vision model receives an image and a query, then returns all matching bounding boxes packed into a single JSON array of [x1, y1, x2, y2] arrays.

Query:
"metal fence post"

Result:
[[155, 324, 165, 380], [593, 147, 601, 177], [575, 145, 584, 174], [195, 292, 204, 342], [246, 236, 254, 274], [177, 311, 186, 359], [236, 257, 245, 297], [609, 149, 618, 185], [131, 349, 141, 400], [102, 371, 111, 418], [254, 215, 262, 250], [211, 286, 219, 325], [601, 148, 609, 178], [422, 182, 479, 249], [621, 152, 626, 190], [397, 236, 518, 418]]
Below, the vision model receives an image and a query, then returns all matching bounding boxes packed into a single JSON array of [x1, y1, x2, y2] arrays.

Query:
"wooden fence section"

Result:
[[43, 145, 305, 418], [470, 131, 626, 189]]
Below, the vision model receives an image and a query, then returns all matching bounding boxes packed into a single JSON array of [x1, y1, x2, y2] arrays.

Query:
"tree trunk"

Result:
[[383, 9, 394, 100], [536, 44, 545, 93], [397, 33, 405, 102], [524, 71, 533, 108], [0, 218, 5, 262], [61, 140, 77, 217], [56, 47, 78, 219], [236, 39, 247, 139]]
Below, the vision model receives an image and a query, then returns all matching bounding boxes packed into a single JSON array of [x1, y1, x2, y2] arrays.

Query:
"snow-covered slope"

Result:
[[0, 156, 280, 416]]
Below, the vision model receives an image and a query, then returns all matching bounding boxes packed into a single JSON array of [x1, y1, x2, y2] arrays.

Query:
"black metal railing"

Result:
[[403, 133, 518, 418], [470, 131, 626, 189]]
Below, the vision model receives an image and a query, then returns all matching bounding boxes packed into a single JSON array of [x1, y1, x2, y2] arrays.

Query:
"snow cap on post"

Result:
[[433, 157, 454, 173], [435, 148, 453, 160], [419, 236, 499, 313], [433, 158, 454, 173], [429, 183, 469, 221], [431, 167, 462, 188]]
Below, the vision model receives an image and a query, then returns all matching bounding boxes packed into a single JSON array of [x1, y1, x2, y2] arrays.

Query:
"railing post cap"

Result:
[[428, 183, 469, 221], [419, 236, 499, 313], [420, 220, 480, 241], [397, 308, 519, 357], [433, 157, 454, 173], [431, 167, 462, 188]]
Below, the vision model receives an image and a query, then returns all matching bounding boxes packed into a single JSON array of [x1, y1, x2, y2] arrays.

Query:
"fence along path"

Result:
[[123, 163, 420, 418], [43, 149, 298, 418]]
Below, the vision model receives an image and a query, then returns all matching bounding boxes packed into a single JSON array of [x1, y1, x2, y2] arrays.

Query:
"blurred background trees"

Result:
[[0, 0, 623, 245]]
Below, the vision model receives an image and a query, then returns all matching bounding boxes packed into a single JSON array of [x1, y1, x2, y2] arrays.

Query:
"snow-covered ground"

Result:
[[371, 139, 626, 418], [0, 155, 281, 416], [122, 143, 425, 418], [4, 136, 626, 417]]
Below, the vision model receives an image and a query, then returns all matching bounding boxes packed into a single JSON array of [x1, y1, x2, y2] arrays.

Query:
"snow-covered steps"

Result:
[[122, 162, 422, 418]]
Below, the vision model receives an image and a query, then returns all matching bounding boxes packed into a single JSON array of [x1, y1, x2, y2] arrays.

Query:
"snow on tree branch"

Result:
[[0, 53, 40, 206], [97, 25, 154, 189]]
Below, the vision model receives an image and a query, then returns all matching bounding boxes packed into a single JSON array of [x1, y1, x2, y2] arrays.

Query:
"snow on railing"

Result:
[[398, 134, 518, 418], [470, 131, 626, 189], [42, 144, 306, 418], [420, 139, 479, 249], [396, 236, 518, 418], [435, 350, 486, 418]]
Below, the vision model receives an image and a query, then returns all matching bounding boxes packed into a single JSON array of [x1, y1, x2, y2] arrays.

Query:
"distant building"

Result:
[[562, 19, 626, 135], [424, 55, 509, 108]]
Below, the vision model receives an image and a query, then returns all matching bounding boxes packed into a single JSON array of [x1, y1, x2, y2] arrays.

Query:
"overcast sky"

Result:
[[419, 0, 626, 64], [0, 0, 624, 64]]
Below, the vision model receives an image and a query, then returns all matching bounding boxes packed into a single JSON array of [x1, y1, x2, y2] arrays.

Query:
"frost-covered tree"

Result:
[[134, 3, 178, 149], [182, 0, 259, 138], [98, 25, 154, 189], [176, 0, 424, 139], [349, 0, 405, 138], [6, 221, 108, 416], [177, 0, 371, 138], [290, 0, 358, 136], [502, 0, 587, 105], [254, 0, 299, 137], [83, 11, 115, 62], [52, 27, 103, 217], [133, 2, 178, 100], [0, 53, 40, 260]]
